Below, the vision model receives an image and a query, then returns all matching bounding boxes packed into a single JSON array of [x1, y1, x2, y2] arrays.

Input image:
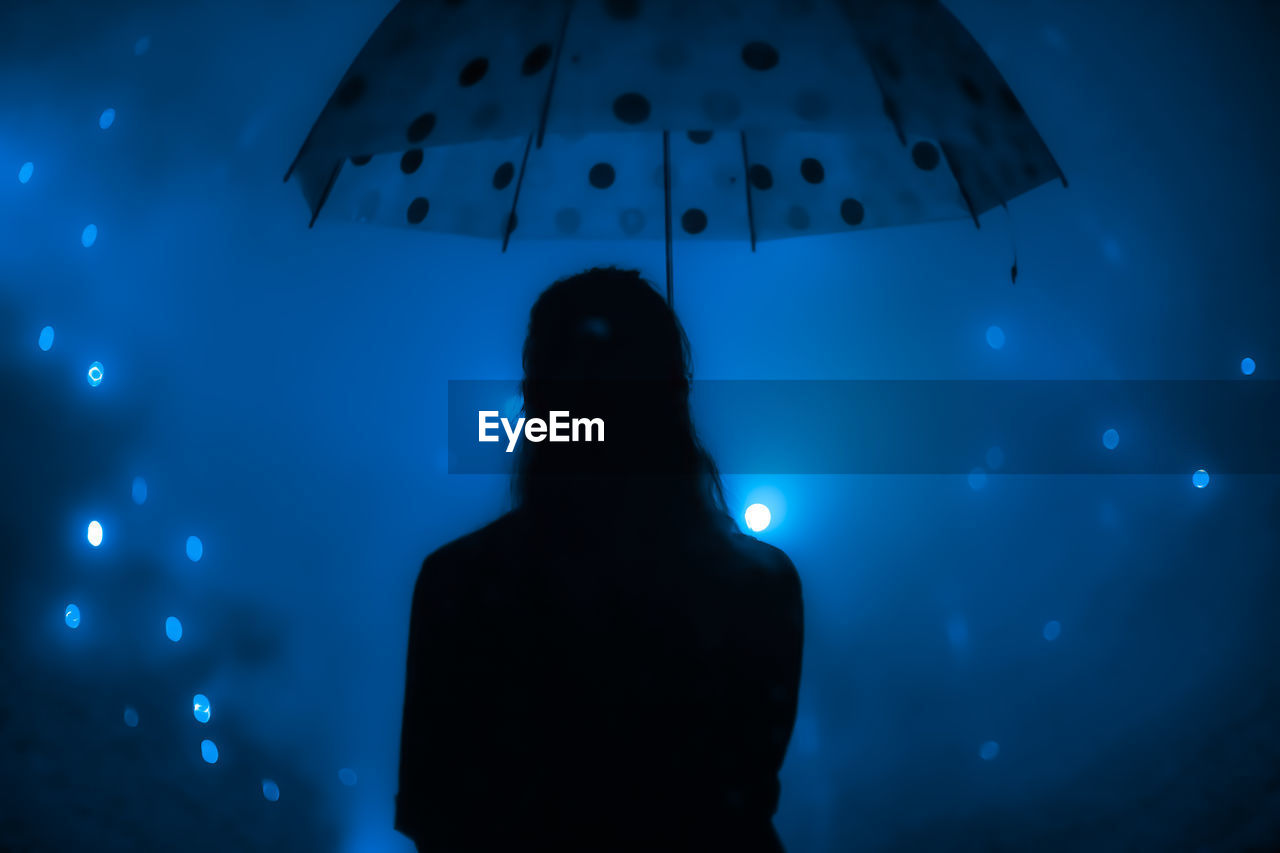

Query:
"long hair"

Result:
[[513, 267, 729, 533]]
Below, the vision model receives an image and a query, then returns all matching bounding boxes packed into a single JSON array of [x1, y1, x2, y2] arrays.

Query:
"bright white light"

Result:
[[1193, 469, 1210, 489], [81, 224, 98, 248], [186, 535, 203, 562], [38, 326, 54, 351], [1241, 357, 1256, 376], [165, 616, 183, 642], [744, 503, 771, 533], [87, 520, 103, 547], [193, 693, 211, 723], [99, 108, 116, 130], [65, 603, 81, 628], [201, 739, 218, 764], [19, 161, 34, 183], [87, 361, 104, 386]]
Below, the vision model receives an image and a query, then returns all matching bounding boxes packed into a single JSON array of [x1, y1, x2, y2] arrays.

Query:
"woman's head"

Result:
[[515, 267, 727, 527]]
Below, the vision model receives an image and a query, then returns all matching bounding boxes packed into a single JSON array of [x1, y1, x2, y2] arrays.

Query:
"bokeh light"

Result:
[[18, 161, 34, 183], [99, 108, 116, 129], [744, 503, 771, 533], [1043, 620, 1062, 641], [131, 476, 148, 505], [193, 694, 211, 723], [81, 224, 97, 248], [165, 616, 183, 642], [123, 707, 139, 728], [980, 740, 1001, 760], [985, 325, 1006, 350], [134, 35, 151, 55], [1102, 428, 1119, 450], [64, 603, 81, 628], [38, 326, 54, 351], [200, 739, 219, 764], [87, 520, 103, 547], [262, 779, 281, 802], [1193, 469, 1210, 489], [968, 467, 988, 490], [1241, 357, 1256, 376], [186, 535, 204, 562], [87, 361, 104, 386], [338, 768, 358, 786], [985, 446, 1005, 471]]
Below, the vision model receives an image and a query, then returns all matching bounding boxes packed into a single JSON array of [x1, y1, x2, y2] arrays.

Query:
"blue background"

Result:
[[2, 0, 1278, 850]]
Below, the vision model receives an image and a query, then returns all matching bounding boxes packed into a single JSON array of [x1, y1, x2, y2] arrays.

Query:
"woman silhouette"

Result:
[[396, 268, 804, 852]]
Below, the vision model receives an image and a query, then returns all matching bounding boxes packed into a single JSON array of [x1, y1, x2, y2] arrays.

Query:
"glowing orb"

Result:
[[19, 161, 33, 183], [38, 326, 54, 351], [186, 535, 203, 562], [338, 768, 358, 786], [262, 779, 280, 802], [124, 707, 139, 727], [87, 361, 104, 386], [99, 108, 116, 130], [81, 224, 97, 248], [985, 325, 1005, 350], [87, 520, 103, 547], [165, 616, 183, 642], [192, 694, 211, 723], [980, 740, 1000, 760], [200, 739, 219, 764], [1241, 357, 1256, 376], [744, 503, 771, 533], [1043, 620, 1062, 641], [65, 603, 81, 628], [1192, 469, 1210, 489], [985, 446, 1005, 471], [968, 468, 988, 490], [1102, 429, 1119, 450], [132, 476, 148, 505]]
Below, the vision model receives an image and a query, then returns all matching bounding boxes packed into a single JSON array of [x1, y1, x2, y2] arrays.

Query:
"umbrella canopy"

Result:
[[286, 0, 1065, 298]]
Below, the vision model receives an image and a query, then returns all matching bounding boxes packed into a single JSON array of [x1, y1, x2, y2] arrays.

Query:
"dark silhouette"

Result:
[[396, 268, 804, 852]]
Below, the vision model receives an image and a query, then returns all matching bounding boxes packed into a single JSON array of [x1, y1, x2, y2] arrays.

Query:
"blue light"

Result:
[[132, 476, 148, 505], [124, 707, 139, 727], [1241, 357, 1256, 376], [99, 108, 116, 130], [985, 446, 1005, 471], [19, 161, 34, 183], [338, 768, 358, 786], [1043, 620, 1062, 641], [186, 535, 203, 562], [134, 36, 151, 56], [980, 740, 1000, 760], [968, 467, 988, 490], [165, 616, 183, 642], [262, 779, 281, 802], [1193, 469, 1210, 489], [38, 326, 54, 351], [985, 325, 1005, 350], [87, 361, 104, 386], [65, 603, 81, 628], [81, 224, 98, 248], [201, 739, 219, 764], [1102, 428, 1119, 450], [744, 503, 771, 533], [193, 693, 211, 723], [87, 520, 103, 547]]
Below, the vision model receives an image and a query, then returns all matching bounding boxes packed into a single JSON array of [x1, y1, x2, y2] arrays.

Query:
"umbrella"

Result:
[[285, 0, 1065, 302]]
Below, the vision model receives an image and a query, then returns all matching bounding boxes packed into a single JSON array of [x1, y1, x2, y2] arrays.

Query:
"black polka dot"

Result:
[[911, 141, 940, 171], [492, 162, 515, 190], [748, 164, 773, 191], [350, 155, 372, 166], [800, 158, 824, 184], [702, 90, 741, 124], [555, 208, 581, 234], [741, 41, 779, 71], [401, 149, 424, 174], [619, 208, 645, 235], [522, 43, 552, 76], [681, 208, 707, 235], [406, 197, 430, 224], [603, 0, 640, 19], [613, 93, 651, 124], [786, 205, 810, 230], [959, 76, 983, 105], [459, 57, 489, 87], [840, 198, 865, 226], [335, 75, 366, 107], [407, 113, 436, 143], [687, 130, 713, 144], [794, 90, 830, 122], [588, 162, 616, 189]]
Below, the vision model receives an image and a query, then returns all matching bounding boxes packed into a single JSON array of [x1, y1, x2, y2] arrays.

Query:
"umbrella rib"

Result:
[[308, 161, 344, 228], [502, 132, 535, 252], [662, 130, 674, 306], [739, 131, 758, 252], [939, 141, 981, 229], [536, 0, 577, 149]]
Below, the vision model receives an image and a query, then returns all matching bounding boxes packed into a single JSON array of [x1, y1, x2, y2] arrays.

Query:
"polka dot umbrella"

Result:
[[285, 0, 1065, 302]]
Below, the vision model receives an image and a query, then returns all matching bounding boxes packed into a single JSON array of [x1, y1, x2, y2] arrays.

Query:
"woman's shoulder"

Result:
[[724, 532, 801, 592]]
